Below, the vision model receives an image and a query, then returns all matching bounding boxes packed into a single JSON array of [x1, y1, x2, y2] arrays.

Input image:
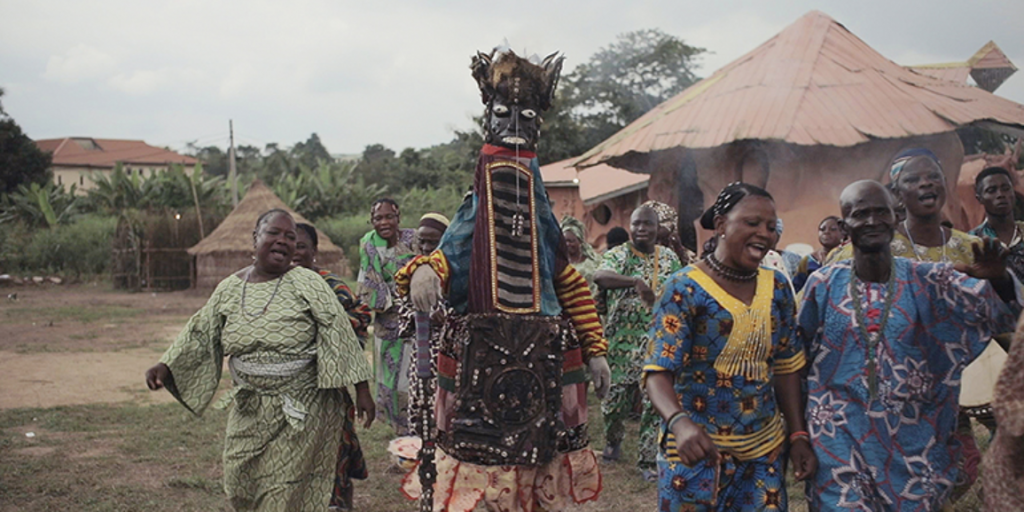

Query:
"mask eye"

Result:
[[493, 104, 509, 115], [521, 109, 537, 119]]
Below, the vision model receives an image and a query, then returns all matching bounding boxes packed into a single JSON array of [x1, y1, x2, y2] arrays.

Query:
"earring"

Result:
[[251, 254, 256, 260]]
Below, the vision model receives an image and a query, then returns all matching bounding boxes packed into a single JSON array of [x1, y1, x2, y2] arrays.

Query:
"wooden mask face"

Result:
[[471, 49, 563, 151]]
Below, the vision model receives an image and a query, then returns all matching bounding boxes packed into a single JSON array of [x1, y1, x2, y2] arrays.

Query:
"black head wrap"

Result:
[[699, 182, 773, 230]]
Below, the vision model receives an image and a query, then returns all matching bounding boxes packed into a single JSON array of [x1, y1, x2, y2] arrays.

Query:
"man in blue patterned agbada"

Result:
[[798, 180, 1021, 511]]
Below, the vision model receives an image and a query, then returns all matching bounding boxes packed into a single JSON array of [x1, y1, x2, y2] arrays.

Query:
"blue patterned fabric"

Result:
[[798, 258, 1020, 511], [643, 266, 804, 510], [656, 451, 786, 512]]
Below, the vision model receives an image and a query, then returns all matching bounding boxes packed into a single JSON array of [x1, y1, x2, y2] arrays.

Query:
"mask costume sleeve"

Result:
[[555, 264, 607, 359]]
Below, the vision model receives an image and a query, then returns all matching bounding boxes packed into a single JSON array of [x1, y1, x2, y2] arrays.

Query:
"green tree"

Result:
[[144, 163, 227, 213], [353, 131, 479, 193], [538, 29, 706, 162], [0, 88, 52, 194], [290, 133, 332, 171], [188, 144, 229, 177], [273, 159, 388, 220]]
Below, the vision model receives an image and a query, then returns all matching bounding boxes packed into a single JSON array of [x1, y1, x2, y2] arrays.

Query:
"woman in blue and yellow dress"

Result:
[[644, 183, 816, 511]]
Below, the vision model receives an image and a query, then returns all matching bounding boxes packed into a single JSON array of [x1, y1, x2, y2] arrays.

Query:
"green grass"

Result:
[[0, 399, 991, 512], [2, 305, 141, 324]]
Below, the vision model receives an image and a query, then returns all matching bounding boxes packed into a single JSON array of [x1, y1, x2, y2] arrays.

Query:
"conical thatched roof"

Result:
[[188, 179, 344, 258]]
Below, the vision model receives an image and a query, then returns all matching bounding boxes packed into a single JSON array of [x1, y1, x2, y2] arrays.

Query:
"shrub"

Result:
[[318, 213, 371, 276], [1, 214, 117, 277]]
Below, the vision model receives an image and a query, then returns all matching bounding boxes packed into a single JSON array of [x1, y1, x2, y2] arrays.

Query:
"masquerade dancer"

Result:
[[395, 47, 609, 512]]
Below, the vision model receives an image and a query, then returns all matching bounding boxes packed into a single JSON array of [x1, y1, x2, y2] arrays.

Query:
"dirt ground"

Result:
[[0, 284, 986, 511], [0, 284, 210, 409]]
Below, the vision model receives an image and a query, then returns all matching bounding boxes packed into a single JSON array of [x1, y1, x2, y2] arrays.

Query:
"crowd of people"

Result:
[[143, 46, 1024, 512], [143, 152, 1024, 512]]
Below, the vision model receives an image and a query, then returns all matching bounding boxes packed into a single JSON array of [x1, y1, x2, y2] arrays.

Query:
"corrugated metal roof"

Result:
[[539, 157, 648, 203], [539, 157, 578, 185], [34, 137, 197, 168], [909, 66, 972, 84], [575, 11, 1024, 169]]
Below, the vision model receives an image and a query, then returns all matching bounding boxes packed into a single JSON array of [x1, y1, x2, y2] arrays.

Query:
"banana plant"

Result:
[[0, 181, 79, 228]]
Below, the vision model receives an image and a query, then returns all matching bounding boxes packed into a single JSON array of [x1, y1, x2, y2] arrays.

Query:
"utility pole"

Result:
[[229, 119, 238, 207]]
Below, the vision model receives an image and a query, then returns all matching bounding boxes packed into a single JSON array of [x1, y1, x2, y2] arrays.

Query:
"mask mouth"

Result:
[[501, 136, 527, 146]]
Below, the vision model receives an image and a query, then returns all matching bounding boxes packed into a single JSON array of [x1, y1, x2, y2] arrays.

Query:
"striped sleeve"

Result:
[[394, 251, 451, 297], [555, 264, 608, 359]]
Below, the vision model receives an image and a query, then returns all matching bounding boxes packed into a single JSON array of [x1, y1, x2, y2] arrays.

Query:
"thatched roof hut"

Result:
[[574, 11, 1024, 247], [187, 179, 349, 288]]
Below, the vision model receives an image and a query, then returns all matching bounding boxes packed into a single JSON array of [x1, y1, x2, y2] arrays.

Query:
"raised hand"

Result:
[[955, 237, 1009, 281]]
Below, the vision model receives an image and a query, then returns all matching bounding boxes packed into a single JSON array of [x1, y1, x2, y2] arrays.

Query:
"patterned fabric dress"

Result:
[[983, 315, 1024, 509], [598, 242, 683, 470], [798, 258, 1020, 511], [316, 269, 371, 510], [643, 266, 806, 512], [159, 267, 374, 512], [969, 220, 1024, 282], [357, 228, 416, 432]]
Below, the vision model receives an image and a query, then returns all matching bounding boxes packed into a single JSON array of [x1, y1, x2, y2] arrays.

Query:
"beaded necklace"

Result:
[[704, 252, 758, 282], [240, 267, 284, 317], [848, 258, 897, 400]]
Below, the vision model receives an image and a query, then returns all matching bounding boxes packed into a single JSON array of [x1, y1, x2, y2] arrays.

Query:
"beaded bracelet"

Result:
[[659, 411, 689, 452], [789, 430, 810, 443], [666, 411, 688, 432]]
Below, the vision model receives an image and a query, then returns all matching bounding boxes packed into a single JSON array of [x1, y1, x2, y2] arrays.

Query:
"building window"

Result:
[[58, 175, 62, 185], [80, 175, 84, 185], [592, 204, 613, 225]]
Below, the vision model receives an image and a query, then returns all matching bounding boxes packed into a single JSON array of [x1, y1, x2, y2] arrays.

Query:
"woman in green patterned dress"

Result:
[[561, 215, 600, 284], [145, 209, 374, 512]]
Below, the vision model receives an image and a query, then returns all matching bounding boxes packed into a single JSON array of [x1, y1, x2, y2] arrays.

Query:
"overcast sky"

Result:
[[2, 0, 1022, 156]]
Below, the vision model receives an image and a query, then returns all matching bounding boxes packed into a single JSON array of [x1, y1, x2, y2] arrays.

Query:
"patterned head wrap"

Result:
[[560, 215, 598, 261], [418, 212, 450, 233], [699, 182, 774, 230], [641, 200, 678, 233], [889, 148, 941, 184]]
